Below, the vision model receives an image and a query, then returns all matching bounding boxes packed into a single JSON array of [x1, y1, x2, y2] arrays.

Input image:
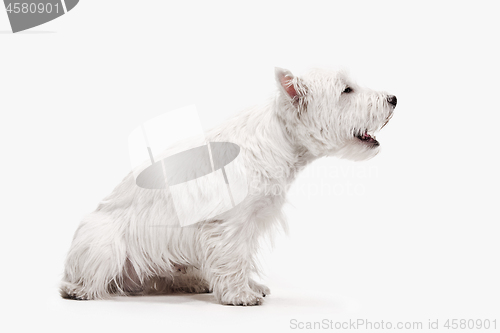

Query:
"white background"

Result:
[[1, 1, 499, 332]]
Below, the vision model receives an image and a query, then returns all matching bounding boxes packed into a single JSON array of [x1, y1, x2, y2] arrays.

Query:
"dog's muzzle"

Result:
[[355, 95, 397, 147]]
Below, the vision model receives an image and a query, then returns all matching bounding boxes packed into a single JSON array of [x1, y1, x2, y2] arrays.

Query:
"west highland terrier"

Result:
[[61, 67, 397, 305]]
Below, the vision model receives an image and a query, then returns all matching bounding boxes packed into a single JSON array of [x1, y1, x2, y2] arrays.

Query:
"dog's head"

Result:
[[275, 67, 396, 161]]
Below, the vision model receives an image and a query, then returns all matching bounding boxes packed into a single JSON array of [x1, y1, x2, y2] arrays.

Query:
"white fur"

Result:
[[61, 67, 396, 305]]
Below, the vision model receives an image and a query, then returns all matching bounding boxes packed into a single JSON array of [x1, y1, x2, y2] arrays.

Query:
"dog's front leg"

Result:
[[201, 221, 263, 306]]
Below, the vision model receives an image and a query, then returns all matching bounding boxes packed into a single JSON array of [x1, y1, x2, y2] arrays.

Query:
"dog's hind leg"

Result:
[[169, 266, 211, 293], [60, 212, 128, 300], [142, 265, 211, 295]]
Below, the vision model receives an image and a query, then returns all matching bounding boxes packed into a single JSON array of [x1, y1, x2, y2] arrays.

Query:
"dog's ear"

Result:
[[275, 67, 307, 104]]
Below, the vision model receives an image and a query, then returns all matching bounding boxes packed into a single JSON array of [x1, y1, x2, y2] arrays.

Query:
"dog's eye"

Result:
[[343, 86, 352, 94]]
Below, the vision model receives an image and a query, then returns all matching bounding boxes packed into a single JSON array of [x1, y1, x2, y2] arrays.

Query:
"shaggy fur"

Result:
[[61, 67, 396, 305]]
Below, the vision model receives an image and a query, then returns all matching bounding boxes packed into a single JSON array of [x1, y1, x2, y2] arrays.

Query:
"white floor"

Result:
[[44, 288, 351, 332], [13, 277, 499, 332]]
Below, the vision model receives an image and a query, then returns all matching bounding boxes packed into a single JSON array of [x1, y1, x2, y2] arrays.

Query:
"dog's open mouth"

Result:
[[355, 130, 379, 147]]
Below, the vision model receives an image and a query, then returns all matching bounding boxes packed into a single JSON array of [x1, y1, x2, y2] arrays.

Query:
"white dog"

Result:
[[61, 67, 396, 305]]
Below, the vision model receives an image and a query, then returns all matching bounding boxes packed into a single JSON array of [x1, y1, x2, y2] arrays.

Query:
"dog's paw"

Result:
[[221, 290, 263, 306], [60, 282, 90, 300], [249, 280, 271, 297]]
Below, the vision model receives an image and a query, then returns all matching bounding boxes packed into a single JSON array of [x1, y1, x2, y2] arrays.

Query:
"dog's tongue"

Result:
[[361, 131, 377, 143]]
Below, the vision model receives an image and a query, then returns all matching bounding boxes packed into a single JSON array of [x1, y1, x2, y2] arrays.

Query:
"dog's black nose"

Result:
[[387, 95, 397, 107]]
